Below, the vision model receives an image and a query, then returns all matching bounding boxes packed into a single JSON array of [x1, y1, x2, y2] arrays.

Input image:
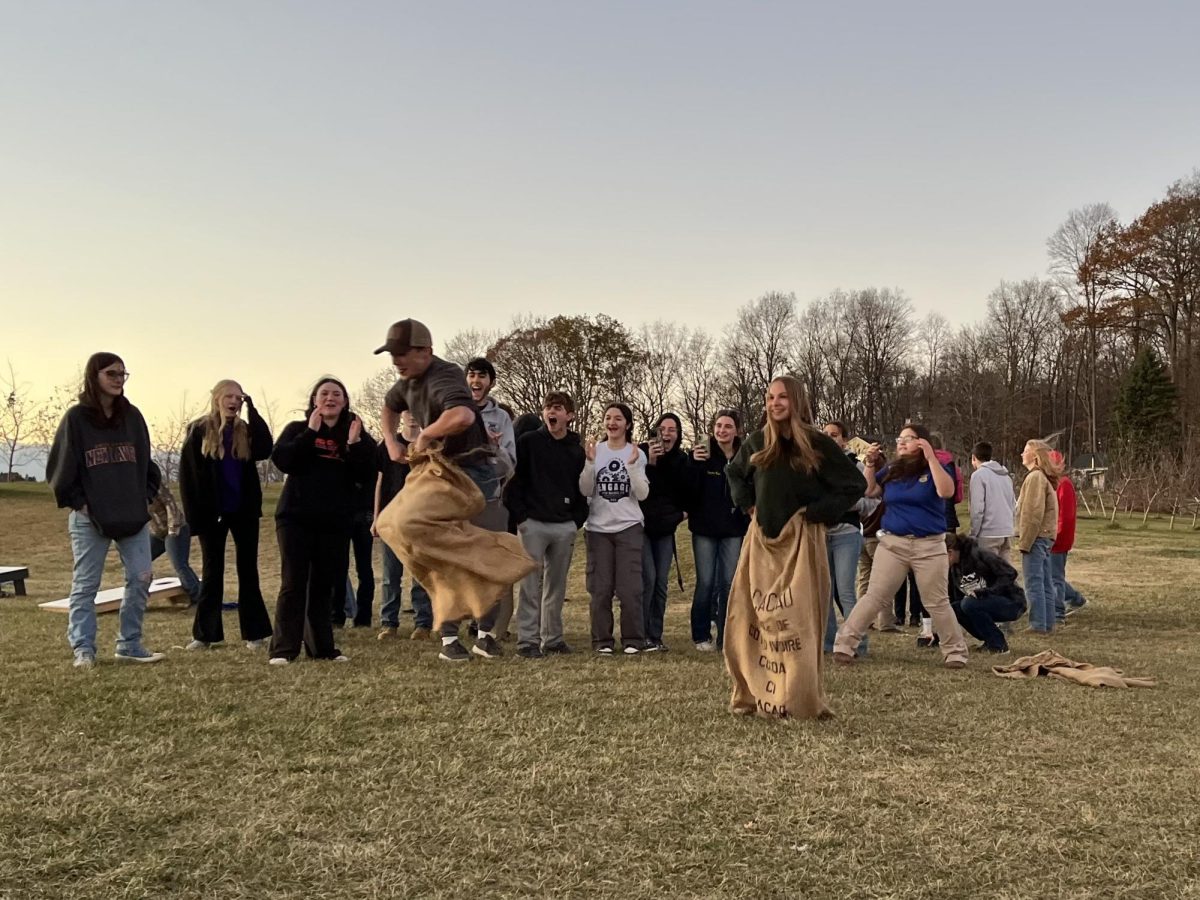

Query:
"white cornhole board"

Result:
[[38, 577, 190, 614]]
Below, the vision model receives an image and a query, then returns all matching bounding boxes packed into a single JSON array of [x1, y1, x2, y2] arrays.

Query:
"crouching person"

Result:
[[947, 533, 1026, 655]]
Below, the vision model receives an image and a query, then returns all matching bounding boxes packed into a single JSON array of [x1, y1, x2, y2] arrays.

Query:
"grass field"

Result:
[[1, 481, 1198, 899]]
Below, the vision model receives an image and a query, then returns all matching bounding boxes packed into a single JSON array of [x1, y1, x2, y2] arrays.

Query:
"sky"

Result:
[[2, 0, 1198, 434]]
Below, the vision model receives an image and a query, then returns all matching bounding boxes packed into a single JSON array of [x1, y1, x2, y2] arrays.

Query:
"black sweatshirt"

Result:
[[47, 403, 160, 538], [683, 446, 750, 538], [178, 405, 274, 536], [637, 443, 690, 537], [272, 419, 377, 529], [504, 427, 588, 527], [950, 536, 1026, 606]]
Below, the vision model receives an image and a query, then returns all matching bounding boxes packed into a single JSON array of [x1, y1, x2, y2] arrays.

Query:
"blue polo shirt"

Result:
[[878, 462, 954, 537]]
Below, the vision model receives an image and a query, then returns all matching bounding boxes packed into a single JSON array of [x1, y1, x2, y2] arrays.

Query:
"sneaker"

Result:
[[517, 645, 545, 659], [1065, 598, 1089, 616], [622, 645, 641, 655], [596, 646, 614, 655], [185, 639, 210, 651], [944, 655, 968, 670], [438, 639, 471, 662], [377, 627, 399, 641], [542, 642, 572, 655], [331, 654, 350, 662], [410, 627, 432, 641], [642, 641, 661, 653], [694, 641, 715, 652], [268, 656, 290, 666], [879, 623, 903, 633], [832, 651, 856, 666], [244, 638, 268, 650], [73, 650, 95, 670], [114, 647, 165, 664], [472, 635, 502, 659]]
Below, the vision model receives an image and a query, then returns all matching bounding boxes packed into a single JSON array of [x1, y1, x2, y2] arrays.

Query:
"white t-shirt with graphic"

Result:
[[581, 441, 649, 534]]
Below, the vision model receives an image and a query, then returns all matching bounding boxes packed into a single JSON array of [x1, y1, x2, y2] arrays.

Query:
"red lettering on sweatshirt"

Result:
[[84, 443, 137, 467]]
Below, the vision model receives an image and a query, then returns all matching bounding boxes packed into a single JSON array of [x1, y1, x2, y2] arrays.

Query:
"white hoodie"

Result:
[[969, 460, 1016, 539]]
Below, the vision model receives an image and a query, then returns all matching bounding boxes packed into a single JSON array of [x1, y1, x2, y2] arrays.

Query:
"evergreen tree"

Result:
[[1110, 346, 1179, 450]]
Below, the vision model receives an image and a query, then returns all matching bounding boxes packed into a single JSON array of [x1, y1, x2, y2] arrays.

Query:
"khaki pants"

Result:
[[835, 534, 967, 662], [858, 536, 896, 629]]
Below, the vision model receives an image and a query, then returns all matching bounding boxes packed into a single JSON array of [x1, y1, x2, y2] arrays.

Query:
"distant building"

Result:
[[1071, 452, 1109, 490]]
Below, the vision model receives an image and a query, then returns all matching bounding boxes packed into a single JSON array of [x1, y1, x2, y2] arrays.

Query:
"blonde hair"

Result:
[[749, 376, 822, 473], [1024, 438, 1063, 486], [200, 379, 251, 461]]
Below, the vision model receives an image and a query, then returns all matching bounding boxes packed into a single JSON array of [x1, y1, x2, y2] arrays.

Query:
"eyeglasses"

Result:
[[895, 436, 917, 444], [101, 369, 131, 382]]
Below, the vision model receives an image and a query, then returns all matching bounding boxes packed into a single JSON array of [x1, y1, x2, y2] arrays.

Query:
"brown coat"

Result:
[[1014, 468, 1058, 552]]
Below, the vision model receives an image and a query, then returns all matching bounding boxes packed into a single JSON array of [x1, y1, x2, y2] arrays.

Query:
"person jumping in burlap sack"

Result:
[[372, 319, 534, 663], [724, 377, 866, 720]]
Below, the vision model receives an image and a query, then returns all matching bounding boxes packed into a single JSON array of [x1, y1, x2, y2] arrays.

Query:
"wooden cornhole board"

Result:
[[38, 577, 190, 614], [0, 566, 29, 596]]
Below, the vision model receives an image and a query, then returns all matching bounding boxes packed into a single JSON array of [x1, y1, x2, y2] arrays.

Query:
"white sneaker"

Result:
[[114, 648, 166, 664], [623, 645, 640, 655], [245, 639, 268, 650], [185, 640, 210, 651], [268, 657, 290, 666], [695, 641, 715, 652], [332, 654, 350, 662], [73, 651, 95, 670]]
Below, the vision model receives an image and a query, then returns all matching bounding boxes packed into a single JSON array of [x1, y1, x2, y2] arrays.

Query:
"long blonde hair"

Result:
[[200, 379, 251, 461], [749, 376, 822, 472], [1024, 438, 1063, 486]]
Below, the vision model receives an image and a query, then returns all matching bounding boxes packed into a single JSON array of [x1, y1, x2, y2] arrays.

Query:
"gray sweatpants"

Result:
[[515, 519, 578, 649], [586, 524, 645, 650]]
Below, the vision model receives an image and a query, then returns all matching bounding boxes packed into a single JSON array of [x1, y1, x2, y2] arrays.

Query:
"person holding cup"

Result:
[[683, 409, 749, 651]]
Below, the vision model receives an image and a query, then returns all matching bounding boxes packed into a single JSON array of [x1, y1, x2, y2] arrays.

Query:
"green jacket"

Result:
[[727, 428, 866, 539]]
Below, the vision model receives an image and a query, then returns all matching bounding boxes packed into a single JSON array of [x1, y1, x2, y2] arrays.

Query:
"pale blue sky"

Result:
[[2, 0, 1197, 426]]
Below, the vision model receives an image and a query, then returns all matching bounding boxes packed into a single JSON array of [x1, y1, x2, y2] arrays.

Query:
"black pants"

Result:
[[193, 516, 272, 644], [270, 520, 347, 661], [894, 571, 925, 623], [347, 515, 375, 627]]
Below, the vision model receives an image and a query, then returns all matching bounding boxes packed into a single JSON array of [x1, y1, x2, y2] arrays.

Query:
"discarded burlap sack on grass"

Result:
[[724, 509, 831, 720], [992, 649, 1155, 688], [376, 446, 534, 629]]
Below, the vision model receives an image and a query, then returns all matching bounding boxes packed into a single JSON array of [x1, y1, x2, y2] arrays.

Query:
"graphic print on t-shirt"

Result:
[[596, 457, 631, 503], [315, 437, 343, 461], [959, 572, 986, 597]]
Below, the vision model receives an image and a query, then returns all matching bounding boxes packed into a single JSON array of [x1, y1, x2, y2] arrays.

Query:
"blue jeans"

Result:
[[1050, 552, 1085, 620], [150, 525, 201, 602], [825, 529, 867, 654], [380, 542, 433, 629], [67, 511, 153, 656], [1022, 537, 1056, 632], [690, 534, 742, 646], [641, 532, 676, 644]]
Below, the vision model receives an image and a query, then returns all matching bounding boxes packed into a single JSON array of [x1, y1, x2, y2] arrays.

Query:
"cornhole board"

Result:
[[0, 566, 28, 596], [38, 578, 189, 614]]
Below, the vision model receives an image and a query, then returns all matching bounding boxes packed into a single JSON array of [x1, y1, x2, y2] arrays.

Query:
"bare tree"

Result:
[[442, 328, 501, 367], [1048, 203, 1118, 455], [677, 329, 720, 445], [850, 288, 914, 435], [357, 367, 397, 438], [0, 362, 42, 480], [629, 321, 685, 434], [152, 393, 201, 484], [720, 291, 798, 429]]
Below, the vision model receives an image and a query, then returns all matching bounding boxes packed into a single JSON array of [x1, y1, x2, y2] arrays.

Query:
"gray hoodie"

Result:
[[968, 460, 1015, 539], [479, 397, 516, 481]]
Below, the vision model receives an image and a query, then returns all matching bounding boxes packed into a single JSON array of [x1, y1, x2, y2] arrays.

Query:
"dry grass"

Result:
[[1, 481, 1199, 899]]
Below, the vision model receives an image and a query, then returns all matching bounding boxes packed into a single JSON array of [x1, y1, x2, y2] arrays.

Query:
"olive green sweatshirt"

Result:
[[726, 428, 867, 539]]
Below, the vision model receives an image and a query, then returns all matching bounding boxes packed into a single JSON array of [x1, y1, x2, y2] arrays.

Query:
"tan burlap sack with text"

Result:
[[376, 447, 534, 628], [724, 509, 832, 720]]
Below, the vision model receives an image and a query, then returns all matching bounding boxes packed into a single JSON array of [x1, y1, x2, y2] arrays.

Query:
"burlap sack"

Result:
[[724, 509, 832, 720], [376, 446, 535, 628]]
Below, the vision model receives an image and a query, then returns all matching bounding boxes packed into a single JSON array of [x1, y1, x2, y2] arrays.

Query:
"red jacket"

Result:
[[1052, 477, 1077, 553]]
